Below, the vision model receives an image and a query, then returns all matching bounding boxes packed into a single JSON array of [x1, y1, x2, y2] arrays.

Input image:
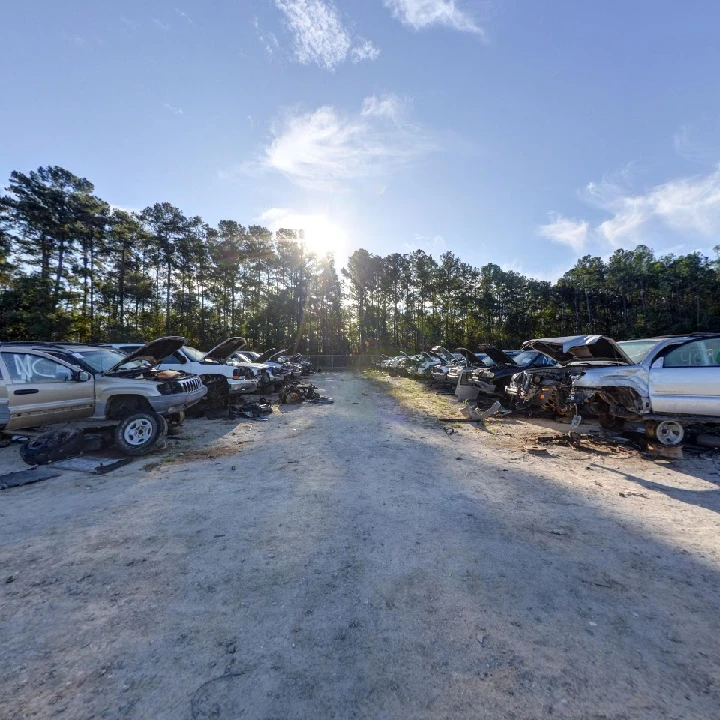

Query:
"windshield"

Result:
[[475, 354, 496, 367], [617, 340, 659, 363], [511, 350, 540, 367], [183, 346, 212, 363], [73, 348, 145, 373]]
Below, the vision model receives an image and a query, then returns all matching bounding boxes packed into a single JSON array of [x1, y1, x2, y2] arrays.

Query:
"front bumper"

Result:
[[228, 378, 259, 394], [149, 384, 208, 414]]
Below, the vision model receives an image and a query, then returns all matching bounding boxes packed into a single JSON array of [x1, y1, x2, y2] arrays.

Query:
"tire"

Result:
[[114, 411, 168, 456], [599, 413, 625, 430], [646, 420, 685, 446], [20, 428, 85, 466]]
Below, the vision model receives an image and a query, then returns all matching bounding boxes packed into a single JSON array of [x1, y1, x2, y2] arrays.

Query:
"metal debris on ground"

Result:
[[52, 456, 134, 474], [0, 467, 62, 490]]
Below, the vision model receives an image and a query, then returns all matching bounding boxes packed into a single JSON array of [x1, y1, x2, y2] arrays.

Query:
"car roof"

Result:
[[0, 341, 112, 353]]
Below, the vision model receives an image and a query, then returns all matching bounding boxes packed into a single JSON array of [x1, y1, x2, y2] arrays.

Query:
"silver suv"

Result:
[[0, 337, 207, 457]]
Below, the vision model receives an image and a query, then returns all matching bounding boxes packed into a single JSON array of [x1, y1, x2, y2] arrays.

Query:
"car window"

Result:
[[513, 351, 539, 367], [1, 352, 74, 383], [617, 340, 659, 363], [73, 348, 128, 372], [161, 352, 184, 364], [182, 346, 206, 362], [663, 338, 720, 368]]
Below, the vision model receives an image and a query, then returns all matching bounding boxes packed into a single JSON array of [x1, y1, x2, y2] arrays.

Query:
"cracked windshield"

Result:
[[1, 2, 719, 719]]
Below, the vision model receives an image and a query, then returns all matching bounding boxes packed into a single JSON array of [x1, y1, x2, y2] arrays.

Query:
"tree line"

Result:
[[1, 166, 719, 354]]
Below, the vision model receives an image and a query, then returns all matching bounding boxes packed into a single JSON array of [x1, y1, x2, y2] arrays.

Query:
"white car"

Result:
[[110, 337, 258, 406]]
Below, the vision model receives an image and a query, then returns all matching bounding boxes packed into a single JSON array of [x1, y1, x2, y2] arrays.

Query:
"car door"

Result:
[[648, 338, 720, 416], [0, 350, 96, 430]]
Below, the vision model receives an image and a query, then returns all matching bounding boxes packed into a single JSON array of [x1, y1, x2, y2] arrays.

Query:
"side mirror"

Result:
[[75, 370, 92, 382], [177, 354, 188, 364]]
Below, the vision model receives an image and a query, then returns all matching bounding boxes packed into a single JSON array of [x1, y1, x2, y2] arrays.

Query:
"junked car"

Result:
[[568, 333, 720, 444], [468, 346, 556, 401], [110, 337, 257, 407], [0, 337, 207, 460], [506, 336, 648, 418]]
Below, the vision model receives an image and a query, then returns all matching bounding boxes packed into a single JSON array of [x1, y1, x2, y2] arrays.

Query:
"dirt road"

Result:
[[2, 374, 720, 719]]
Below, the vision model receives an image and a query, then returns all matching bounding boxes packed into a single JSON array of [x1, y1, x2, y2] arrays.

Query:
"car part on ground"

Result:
[[19, 428, 86, 465], [279, 382, 333, 405], [0, 338, 207, 457], [230, 398, 274, 420]]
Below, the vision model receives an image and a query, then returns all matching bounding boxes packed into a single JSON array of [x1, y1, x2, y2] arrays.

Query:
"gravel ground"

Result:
[[1, 372, 720, 719]]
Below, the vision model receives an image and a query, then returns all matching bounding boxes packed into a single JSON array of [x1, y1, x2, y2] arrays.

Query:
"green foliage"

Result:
[[1, 166, 719, 352]]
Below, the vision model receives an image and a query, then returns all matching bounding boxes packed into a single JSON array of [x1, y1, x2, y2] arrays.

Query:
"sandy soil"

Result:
[[1, 372, 719, 719]]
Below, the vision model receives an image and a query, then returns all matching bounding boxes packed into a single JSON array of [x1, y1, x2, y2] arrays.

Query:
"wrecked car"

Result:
[[568, 333, 720, 444], [467, 346, 556, 401], [506, 335, 641, 418], [453, 350, 495, 401], [413, 347, 454, 380], [111, 337, 258, 407], [0, 337, 207, 460]]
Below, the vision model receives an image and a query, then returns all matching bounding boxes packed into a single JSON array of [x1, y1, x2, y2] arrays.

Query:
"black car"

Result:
[[469, 345, 556, 398]]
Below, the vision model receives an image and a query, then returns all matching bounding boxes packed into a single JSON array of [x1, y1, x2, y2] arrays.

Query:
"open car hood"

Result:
[[477, 344, 517, 366], [204, 337, 247, 362], [429, 346, 452, 360], [257, 348, 278, 363], [523, 335, 634, 365], [454, 347, 476, 364], [108, 336, 185, 373], [267, 349, 290, 363]]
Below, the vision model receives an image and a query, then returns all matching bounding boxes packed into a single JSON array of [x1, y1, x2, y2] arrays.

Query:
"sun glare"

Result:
[[300, 215, 347, 258]]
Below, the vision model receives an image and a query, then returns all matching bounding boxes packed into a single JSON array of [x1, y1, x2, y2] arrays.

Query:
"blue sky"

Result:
[[2, 0, 720, 278]]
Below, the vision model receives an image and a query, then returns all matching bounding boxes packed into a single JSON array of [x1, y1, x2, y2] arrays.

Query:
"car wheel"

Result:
[[20, 428, 85, 466], [114, 411, 168, 456], [646, 420, 684, 446], [598, 413, 625, 430]]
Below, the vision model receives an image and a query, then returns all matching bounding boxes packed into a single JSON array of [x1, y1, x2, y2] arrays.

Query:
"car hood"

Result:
[[267, 348, 290, 363], [107, 336, 185, 373], [477, 344, 517, 366], [429, 346, 452, 360], [204, 337, 247, 362], [257, 348, 278, 363], [523, 335, 634, 365], [454, 347, 476, 364]]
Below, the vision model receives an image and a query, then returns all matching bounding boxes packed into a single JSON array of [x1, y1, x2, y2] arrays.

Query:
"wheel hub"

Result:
[[655, 420, 684, 446], [123, 418, 153, 446]]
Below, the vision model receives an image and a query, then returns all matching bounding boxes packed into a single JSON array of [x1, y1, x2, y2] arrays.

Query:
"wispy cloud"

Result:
[[351, 39, 381, 63], [253, 17, 280, 58], [274, 0, 380, 70], [537, 214, 589, 252], [163, 102, 184, 116], [404, 233, 448, 257], [152, 18, 170, 31], [384, 0, 484, 35], [174, 8, 194, 24], [539, 165, 720, 253], [254, 94, 432, 189]]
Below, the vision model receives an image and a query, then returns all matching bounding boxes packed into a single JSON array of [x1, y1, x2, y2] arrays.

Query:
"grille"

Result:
[[180, 377, 203, 393]]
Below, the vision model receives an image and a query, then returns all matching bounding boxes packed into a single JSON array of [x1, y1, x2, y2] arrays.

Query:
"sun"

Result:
[[298, 215, 347, 258]]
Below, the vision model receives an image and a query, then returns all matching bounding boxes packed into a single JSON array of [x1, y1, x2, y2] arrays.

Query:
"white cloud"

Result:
[[274, 0, 379, 70], [258, 94, 432, 189], [163, 102, 184, 115], [384, 0, 484, 35], [152, 18, 170, 31], [404, 233, 448, 257], [351, 39, 381, 63], [537, 214, 589, 252], [540, 165, 720, 252]]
